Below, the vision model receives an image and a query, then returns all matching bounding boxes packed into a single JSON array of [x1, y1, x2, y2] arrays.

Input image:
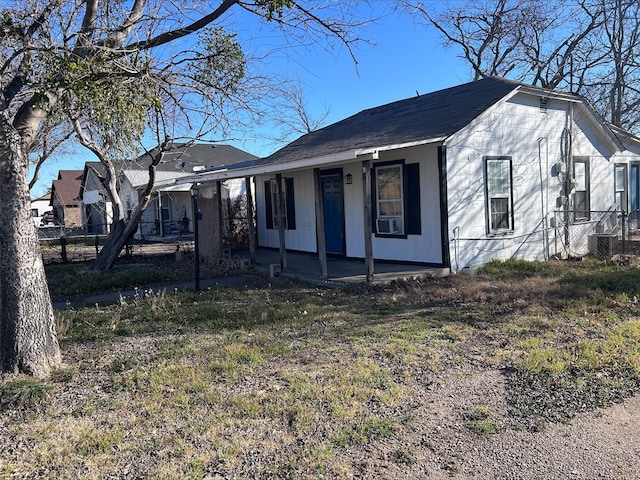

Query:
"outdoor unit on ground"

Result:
[[587, 234, 618, 257]]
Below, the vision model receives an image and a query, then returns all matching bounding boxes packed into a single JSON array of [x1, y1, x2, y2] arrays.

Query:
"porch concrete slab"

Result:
[[244, 249, 449, 285]]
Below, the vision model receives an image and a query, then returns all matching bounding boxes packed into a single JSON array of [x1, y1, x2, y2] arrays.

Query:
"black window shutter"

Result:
[[405, 163, 421, 235], [264, 180, 273, 229], [286, 177, 296, 230], [371, 172, 377, 229]]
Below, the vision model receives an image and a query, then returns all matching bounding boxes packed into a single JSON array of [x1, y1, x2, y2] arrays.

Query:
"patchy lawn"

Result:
[[2, 258, 640, 478]]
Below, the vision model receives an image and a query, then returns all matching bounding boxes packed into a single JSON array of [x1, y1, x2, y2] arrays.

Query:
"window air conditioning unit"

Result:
[[377, 217, 402, 234]]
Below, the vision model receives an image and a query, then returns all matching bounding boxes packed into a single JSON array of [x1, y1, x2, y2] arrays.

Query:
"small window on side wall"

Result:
[[485, 156, 513, 234], [573, 157, 590, 221], [615, 164, 628, 212]]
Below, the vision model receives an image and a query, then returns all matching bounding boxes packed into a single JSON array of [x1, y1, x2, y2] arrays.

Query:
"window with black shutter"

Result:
[[264, 177, 296, 230], [371, 160, 421, 237]]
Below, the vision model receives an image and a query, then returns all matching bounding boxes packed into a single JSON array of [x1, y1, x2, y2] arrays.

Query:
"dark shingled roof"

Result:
[[128, 143, 257, 172], [51, 170, 83, 206], [260, 77, 521, 165]]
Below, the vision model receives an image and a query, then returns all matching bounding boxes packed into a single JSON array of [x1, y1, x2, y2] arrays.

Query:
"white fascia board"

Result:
[[176, 149, 358, 185], [609, 124, 640, 151], [155, 183, 192, 193], [574, 102, 624, 153], [516, 85, 582, 103], [354, 137, 446, 157]]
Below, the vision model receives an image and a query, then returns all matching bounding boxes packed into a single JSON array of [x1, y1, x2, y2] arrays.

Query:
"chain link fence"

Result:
[[39, 227, 194, 265], [39, 195, 253, 265], [551, 210, 640, 259]]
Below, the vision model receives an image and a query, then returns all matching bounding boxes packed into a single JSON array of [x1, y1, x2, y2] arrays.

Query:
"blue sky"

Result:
[[30, 6, 471, 198]]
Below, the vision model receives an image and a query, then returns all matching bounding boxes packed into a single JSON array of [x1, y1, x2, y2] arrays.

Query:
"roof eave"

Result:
[[176, 137, 447, 186]]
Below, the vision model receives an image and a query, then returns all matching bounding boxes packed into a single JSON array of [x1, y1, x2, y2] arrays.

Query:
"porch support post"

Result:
[[276, 173, 287, 270], [245, 176, 256, 265], [438, 146, 451, 270], [191, 185, 200, 291], [157, 192, 164, 236], [314, 168, 328, 278], [216, 180, 223, 254], [362, 160, 374, 283]]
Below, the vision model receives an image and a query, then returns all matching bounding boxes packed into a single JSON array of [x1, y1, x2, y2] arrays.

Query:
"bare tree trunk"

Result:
[[90, 138, 169, 270], [0, 115, 61, 377], [91, 218, 135, 270], [89, 159, 130, 270]]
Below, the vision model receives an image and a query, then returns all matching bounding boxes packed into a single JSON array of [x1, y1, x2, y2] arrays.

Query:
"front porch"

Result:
[[243, 248, 449, 285]]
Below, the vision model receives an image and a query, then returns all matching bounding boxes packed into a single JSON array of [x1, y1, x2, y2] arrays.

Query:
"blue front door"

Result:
[[321, 174, 345, 255]]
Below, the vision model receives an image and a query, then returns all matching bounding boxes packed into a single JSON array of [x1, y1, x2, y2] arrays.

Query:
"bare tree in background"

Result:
[[593, 0, 640, 130], [27, 120, 74, 191], [275, 80, 331, 136], [405, 0, 640, 130]]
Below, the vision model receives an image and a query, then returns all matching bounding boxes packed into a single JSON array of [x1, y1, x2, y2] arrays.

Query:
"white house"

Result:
[[182, 77, 640, 278], [79, 162, 114, 234], [118, 143, 257, 239], [30, 193, 52, 227]]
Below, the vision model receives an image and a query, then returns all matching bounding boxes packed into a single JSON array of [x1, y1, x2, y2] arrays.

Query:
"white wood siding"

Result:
[[344, 146, 443, 263], [256, 171, 318, 253], [445, 92, 622, 271], [256, 144, 444, 264]]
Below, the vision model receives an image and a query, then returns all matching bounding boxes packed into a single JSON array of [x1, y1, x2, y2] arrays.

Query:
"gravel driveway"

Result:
[[359, 369, 640, 479]]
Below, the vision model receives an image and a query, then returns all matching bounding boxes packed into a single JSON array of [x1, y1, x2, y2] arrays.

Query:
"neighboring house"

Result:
[[184, 76, 640, 278], [50, 170, 83, 227], [79, 162, 113, 234], [30, 193, 52, 227], [119, 143, 257, 239]]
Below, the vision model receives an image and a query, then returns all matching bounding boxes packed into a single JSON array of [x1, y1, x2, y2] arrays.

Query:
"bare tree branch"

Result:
[[404, 0, 640, 130]]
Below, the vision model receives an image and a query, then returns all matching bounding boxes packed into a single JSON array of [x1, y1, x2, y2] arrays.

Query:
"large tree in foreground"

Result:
[[0, 0, 371, 376]]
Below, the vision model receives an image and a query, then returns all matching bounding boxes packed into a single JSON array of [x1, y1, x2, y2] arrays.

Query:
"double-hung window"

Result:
[[573, 157, 590, 221], [370, 161, 421, 237], [615, 164, 628, 212], [375, 164, 404, 235], [264, 177, 296, 230], [270, 178, 287, 229], [485, 156, 513, 233]]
